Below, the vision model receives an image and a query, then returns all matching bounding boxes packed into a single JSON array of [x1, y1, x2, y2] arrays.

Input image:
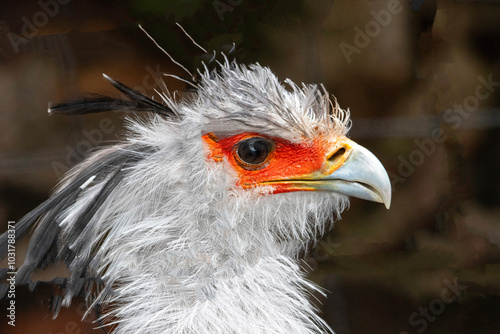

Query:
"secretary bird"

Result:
[[0, 49, 391, 333]]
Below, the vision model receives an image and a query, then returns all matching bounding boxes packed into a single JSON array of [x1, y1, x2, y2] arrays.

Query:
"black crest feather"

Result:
[[48, 74, 176, 117]]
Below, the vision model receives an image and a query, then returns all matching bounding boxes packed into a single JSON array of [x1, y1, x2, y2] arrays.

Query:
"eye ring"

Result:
[[233, 137, 274, 170]]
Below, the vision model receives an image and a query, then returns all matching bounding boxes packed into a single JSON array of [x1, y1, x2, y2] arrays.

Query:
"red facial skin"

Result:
[[202, 132, 351, 194]]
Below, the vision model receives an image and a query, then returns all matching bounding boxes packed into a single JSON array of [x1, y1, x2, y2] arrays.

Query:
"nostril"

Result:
[[329, 147, 346, 163]]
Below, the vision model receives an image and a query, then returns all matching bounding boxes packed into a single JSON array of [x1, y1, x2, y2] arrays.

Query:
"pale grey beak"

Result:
[[323, 142, 392, 209]]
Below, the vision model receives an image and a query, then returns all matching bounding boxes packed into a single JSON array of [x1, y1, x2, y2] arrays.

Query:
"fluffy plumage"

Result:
[[0, 59, 389, 334]]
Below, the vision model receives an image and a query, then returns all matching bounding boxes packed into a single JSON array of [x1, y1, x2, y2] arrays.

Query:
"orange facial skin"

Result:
[[202, 132, 352, 194]]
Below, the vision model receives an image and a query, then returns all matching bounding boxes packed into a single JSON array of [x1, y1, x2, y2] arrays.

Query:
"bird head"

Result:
[[192, 62, 390, 203], [185, 61, 390, 212]]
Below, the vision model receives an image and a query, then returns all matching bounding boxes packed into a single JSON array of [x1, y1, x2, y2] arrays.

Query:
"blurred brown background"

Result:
[[1, 0, 500, 333]]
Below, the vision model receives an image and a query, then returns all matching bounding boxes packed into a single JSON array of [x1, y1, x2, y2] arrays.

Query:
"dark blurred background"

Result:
[[1, 0, 500, 333]]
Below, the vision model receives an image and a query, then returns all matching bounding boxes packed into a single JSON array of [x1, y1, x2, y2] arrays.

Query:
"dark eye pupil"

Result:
[[237, 138, 270, 165]]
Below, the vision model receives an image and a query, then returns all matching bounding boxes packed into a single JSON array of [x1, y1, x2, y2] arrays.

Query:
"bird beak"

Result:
[[275, 138, 392, 209], [319, 140, 392, 209]]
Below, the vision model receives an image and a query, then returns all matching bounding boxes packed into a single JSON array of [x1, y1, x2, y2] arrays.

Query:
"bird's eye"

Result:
[[234, 137, 274, 170]]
